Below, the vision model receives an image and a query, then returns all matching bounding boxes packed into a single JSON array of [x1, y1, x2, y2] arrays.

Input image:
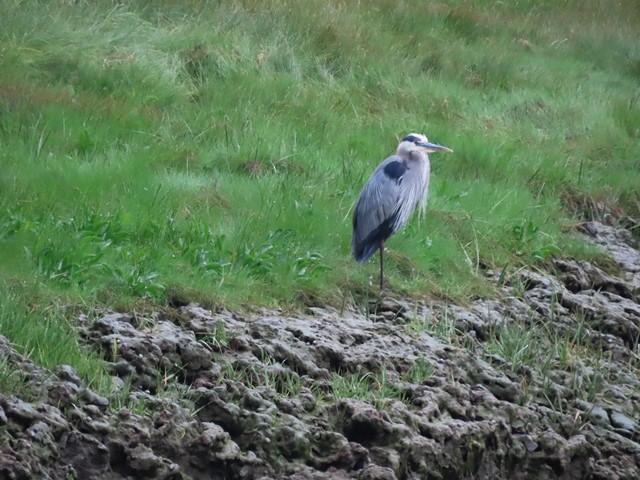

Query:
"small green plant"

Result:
[[199, 321, 233, 350], [408, 307, 460, 344], [189, 232, 232, 279], [509, 220, 561, 260], [0, 356, 31, 399], [545, 318, 591, 368], [329, 368, 407, 408], [110, 337, 119, 362], [486, 322, 540, 373], [0, 210, 27, 240], [576, 362, 606, 404], [104, 263, 166, 300], [293, 251, 330, 278], [26, 240, 109, 285], [330, 371, 374, 401], [234, 230, 288, 278], [221, 361, 260, 387], [403, 357, 435, 384], [516, 377, 534, 407], [219, 354, 303, 398], [374, 368, 408, 406], [109, 377, 151, 415], [265, 368, 303, 397]]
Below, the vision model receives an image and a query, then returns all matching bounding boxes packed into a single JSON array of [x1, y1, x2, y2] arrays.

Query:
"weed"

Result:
[[199, 321, 233, 351], [330, 368, 407, 408], [267, 369, 303, 398], [104, 263, 166, 300], [0, 355, 31, 399], [219, 353, 302, 398], [221, 361, 261, 388], [486, 322, 540, 373], [408, 307, 460, 344], [293, 251, 330, 278], [509, 220, 561, 260], [109, 377, 151, 415], [330, 371, 374, 402]]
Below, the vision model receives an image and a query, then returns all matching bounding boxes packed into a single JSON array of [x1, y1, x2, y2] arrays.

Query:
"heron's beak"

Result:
[[419, 141, 453, 153]]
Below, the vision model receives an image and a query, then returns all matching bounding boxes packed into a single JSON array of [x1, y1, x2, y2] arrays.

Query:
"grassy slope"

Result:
[[0, 0, 639, 383]]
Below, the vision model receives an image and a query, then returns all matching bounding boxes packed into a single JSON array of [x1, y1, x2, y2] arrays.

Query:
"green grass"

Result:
[[330, 368, 407, 408], [0, 1, 639, 381], [483, 316, 612, 407], [221, 357, 303, 398], [0, 282, 110, 392], [402, 357, 435, 385]]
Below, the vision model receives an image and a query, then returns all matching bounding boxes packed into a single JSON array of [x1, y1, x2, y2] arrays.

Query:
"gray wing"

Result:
[[351, 155, 422, 263]]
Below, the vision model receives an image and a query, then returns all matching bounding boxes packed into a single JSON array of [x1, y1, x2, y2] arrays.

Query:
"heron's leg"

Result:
[[379, 240, 385, 290]]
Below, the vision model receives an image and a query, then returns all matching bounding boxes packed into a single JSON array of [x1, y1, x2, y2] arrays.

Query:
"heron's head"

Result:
[[398, 133, 453, 156]]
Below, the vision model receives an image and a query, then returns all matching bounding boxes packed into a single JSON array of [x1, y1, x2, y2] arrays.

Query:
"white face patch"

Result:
[[397, 133, 429, 156]]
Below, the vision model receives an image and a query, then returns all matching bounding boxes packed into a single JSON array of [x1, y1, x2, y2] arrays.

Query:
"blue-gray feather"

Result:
[[351, 153, 428, 263]]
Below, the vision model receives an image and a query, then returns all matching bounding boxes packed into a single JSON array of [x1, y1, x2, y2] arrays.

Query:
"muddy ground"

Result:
[[1, 221, 639, 479]]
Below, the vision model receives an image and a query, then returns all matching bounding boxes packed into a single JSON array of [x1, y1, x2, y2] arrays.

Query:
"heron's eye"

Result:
[[413, 140, 420, 145]]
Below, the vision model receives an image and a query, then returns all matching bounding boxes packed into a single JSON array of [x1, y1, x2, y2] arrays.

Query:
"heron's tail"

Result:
[[352, 238, 380, 264], [352, 214, 396, 263]]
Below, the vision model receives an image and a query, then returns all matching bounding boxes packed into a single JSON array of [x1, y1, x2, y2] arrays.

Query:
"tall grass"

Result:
[[0, 282, 109, 390], [0, 1, 639, 374]]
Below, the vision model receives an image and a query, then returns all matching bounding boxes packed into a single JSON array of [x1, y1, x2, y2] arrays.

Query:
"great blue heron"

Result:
[[351, 133, 453, 290]]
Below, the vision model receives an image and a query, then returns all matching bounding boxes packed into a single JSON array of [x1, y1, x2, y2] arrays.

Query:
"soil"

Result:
[[1, 221, 639, 479]]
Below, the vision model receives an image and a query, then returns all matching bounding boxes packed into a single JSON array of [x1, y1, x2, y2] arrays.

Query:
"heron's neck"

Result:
[[409, 150, 428, 163]]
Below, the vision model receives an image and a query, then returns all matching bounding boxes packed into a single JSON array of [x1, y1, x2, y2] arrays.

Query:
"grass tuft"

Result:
[[0, 282, 109, 393]]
